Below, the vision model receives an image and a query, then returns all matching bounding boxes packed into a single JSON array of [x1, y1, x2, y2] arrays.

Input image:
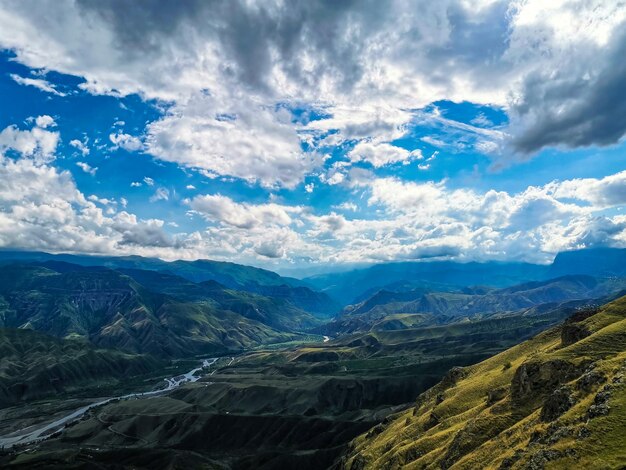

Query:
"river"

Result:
[[0, 357, 225, 449]]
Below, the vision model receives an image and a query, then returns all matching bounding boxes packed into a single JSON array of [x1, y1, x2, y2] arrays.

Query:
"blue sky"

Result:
[[0, 1, 625, 275]]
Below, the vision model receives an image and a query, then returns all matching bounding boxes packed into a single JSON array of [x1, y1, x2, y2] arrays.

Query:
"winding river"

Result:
[[0, 357, 223, 449]]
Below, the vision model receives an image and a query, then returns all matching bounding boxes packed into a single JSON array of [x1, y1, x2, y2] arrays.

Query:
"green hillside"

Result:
[[0, 264, 308, 357], [325, 276, 622, 336], [0, 328, 162, 407], [341, 296, 626, 469]]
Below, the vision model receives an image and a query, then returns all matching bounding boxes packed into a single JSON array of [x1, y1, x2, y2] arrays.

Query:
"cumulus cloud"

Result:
[[70, 139, 90, 156], [506, 1, 626, 153], [188, 194, 298, 229], [145, 94, 323, 188], [0, 118, 59, 160], [347, 141, 422, 167], [2, 0, 623, 172], [109, 132, 143, 151], [0, 123, 624, 267]]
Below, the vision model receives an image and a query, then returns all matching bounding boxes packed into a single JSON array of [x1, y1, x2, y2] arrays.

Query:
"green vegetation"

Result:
[[1, 250, 625, 469], [0, 328, 162, 407], [341, 297, 626, 469], [0, 263, 318, 358]]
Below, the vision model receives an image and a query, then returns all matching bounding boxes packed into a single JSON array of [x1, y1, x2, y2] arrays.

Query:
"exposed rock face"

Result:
[[540, 385, 575, 421], [521, 449, 576, 470], [441, 366, 466, 388], [424, 411, 440, 430], [587, 383, 613, 418], [487, 386, 507, 405], [511, 360, 587, 404], [576, 370, 607, 393], [561, 322, 591, 347], [559, 307, 597, 346]]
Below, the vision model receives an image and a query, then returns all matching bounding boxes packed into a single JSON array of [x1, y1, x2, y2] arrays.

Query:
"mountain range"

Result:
[[1, 247, 626, 468]]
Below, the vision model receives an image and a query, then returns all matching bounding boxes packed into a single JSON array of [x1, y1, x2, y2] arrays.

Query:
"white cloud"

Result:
[[0, 126, 625, 268], [347, 141, 422, 167], [130, 181, 142, 187], [332, 202, 358, 212], [70, 139, 90, 156], [0, 118, 59, 161], [305, 183, 314, 193], [109, 132, 143, 151], [188, 194, 298, 229], [76, 161, 97, 176], [149, 187, 169, 202], [34, 115, 55, 128], [146, 94, 324, 188], [186, 184, 196, 190], [10, 74, 66, 96], [143, 177, 154, 186], [1, 0, 624, 175]]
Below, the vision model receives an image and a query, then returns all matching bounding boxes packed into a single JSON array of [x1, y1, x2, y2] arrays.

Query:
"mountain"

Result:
[[0, 298, 585, 469], [0, 328, 162, 407], [0, 250, 340, 316], [322, 275, 624, 336], [0, 263, 308, 357], [117, 267, 339, 318], [0, 251, 303, 289], [307, 248, 626, 306], [306, 260, 549, 305], [548, 247, 626, 279], [341, 295, 626, 469]]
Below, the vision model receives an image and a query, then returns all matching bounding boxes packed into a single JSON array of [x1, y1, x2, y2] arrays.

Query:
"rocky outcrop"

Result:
[[510, 360, 587, 405], [561, 322, 591, 347], [560, 307, 597, 346], [441, 366, 466, 388], [486, 386, 507, 406], [576, 369, 606, 393], [540, 385, 575, 421]]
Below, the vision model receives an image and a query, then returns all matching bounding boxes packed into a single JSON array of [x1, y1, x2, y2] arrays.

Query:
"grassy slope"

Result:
[[342, 296, 626, 469], [0, 328, 162, 407]]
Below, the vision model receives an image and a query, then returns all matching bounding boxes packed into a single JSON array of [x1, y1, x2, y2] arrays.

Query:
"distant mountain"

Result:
[[342, 294, 626, 469], [307, 248, 626, 305], [548, 247, 626, 278], [0, 250, 302, 289], [0, 263, 310, 357], [306, 260, 549, 305], [322, 275, 624, 335], [0, 328, 162, 407]]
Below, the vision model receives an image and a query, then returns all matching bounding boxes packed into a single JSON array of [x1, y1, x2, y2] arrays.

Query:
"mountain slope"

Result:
[[307, 261, 549, 305], [0, 328, 162, 407], [341, 296, 626, 469], [0, 264, 303, 357], [326, 275, 622, 336], [0, 251, 340, 316]]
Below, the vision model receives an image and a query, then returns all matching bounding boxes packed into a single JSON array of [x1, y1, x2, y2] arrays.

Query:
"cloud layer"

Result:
[[1, 0, 625, 183], [0, 1, 625, 269]]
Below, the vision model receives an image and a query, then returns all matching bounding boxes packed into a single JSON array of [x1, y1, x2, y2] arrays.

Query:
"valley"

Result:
[[1, 248, 626, 468]]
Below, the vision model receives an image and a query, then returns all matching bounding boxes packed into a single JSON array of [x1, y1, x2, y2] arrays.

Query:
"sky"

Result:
[[0, 0, 625, 276]]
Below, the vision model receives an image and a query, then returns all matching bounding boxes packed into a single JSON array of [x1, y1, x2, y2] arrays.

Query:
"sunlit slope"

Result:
[[342, 296, 626, 469]]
